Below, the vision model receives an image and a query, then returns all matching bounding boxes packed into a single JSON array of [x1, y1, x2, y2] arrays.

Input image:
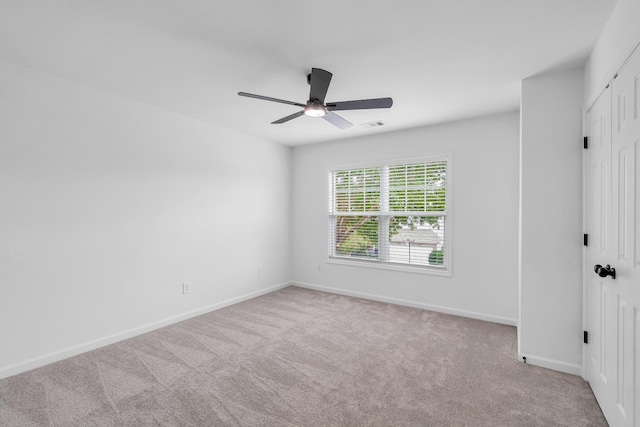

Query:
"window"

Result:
[[328, 156, 449, 272]]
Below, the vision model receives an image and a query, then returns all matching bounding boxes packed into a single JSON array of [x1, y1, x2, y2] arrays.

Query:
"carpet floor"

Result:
[[0, 286, 607, 426]]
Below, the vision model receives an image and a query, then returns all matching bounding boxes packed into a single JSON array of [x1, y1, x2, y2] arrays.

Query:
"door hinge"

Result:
[[584, 234, 588, 246], [584, 331, 589, 344], [583, 136, 588, 149]]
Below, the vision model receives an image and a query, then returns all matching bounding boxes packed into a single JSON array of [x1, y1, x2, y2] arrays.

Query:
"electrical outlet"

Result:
[[257, 267, 263, 277], [182, 282, 191, 294]]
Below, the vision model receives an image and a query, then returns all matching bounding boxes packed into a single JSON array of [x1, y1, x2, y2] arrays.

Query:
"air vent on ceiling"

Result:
[[360, 120, 385, 129]]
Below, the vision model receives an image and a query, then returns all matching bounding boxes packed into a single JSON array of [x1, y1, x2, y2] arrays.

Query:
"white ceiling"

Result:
[[0, 0, 618, 146]]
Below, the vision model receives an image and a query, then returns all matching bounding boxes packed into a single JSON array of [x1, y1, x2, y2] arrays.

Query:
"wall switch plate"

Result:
[[316, 265, 323, 273], [182, 282, 191, 294], [257, 267, 263, 277]]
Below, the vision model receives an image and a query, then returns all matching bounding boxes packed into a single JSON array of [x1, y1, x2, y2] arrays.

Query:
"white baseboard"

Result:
[[517, 353, 582, 376], [0, 282, 290, 380], [291, 281, 518, 327]]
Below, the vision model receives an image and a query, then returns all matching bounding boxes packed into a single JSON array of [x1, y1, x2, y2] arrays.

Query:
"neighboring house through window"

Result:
[[328, 155, 450, 273]]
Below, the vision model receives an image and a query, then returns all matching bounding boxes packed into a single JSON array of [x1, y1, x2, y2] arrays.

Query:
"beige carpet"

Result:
[[0, 286, 606, 426]]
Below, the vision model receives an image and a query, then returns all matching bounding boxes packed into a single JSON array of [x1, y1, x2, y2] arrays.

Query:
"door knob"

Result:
[[594, 264, 616, 279]]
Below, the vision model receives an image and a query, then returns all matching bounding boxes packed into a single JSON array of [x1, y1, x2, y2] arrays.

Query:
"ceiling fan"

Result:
[[238, 68, 393, 129]]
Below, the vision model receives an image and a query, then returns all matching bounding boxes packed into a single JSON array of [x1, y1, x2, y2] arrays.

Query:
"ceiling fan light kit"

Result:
[[238, 68, 393, 129], [304, 100, 327, 117]]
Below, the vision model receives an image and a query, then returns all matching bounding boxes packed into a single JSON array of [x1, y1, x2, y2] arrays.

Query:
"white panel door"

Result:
[[587, 46, 640, 427], [609, 46, 640, 427], [586, 83, 613, 419]]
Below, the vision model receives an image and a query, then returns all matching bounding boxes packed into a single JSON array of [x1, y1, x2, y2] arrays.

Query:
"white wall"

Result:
[[519, 67, 584, 374], [584, 0, 640, 105], [290, 112, 520, 325], [0, 60, 291, 377]]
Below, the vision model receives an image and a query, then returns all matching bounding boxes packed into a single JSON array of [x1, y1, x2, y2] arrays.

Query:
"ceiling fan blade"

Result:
[[238, 92, 305, 107], [323, 111, 352, 129], [326, 97, 393, 111], [271, 110, 305, 124], [309, 68, 332, 104]]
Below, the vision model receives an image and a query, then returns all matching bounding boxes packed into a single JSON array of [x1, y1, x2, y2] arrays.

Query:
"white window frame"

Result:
[[327, 154, 452, 276]]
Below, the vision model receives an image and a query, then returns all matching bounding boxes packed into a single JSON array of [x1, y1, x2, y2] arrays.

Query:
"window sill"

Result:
[[326, 257, 452, 277]]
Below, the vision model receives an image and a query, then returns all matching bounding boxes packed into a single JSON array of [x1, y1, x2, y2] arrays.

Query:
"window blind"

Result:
[[329, 158, 448, 269]]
